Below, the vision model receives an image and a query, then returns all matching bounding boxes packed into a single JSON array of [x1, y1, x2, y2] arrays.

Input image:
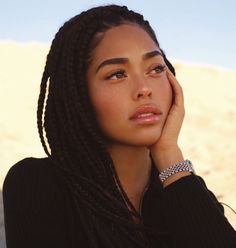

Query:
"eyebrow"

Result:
[[143, 50, 163, 60], [96, 50, 163, 73]]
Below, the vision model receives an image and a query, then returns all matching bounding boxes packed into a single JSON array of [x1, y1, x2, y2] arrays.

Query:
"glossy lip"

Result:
[[129, 104, 163, 125]]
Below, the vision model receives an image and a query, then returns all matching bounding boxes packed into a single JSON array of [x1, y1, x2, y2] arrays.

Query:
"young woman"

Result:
[[3, 4, 236, 248]]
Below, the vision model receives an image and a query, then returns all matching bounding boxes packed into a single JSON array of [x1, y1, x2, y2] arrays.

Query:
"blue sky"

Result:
[[1, 0, 236, 70]]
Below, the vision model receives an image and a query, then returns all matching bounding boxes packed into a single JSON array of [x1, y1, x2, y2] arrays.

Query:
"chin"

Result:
[[123, 131, 162, 147], [134, 137, 160, 147], [104, 126, 163, 147]]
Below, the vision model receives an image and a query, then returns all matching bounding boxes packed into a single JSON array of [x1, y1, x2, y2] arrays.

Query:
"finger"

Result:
[[166, 68, 184, 108]]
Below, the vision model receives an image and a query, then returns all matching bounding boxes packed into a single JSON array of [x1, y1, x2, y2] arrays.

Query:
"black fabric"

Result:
[[3, 157, 236, 247]]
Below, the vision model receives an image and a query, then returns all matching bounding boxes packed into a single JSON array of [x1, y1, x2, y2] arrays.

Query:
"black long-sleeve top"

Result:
[[3, 157, 236, 247]]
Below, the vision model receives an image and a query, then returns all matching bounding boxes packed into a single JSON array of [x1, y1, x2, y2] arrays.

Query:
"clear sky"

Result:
[[1, 0, 236, 70]]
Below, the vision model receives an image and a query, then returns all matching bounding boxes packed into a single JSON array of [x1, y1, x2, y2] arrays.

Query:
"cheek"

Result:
[[88, 87, 124, 125], [165, 81, 173, 109], [155, 76, 173, 111], [89, 90, 111, 118], [89, 88, 128, 141]]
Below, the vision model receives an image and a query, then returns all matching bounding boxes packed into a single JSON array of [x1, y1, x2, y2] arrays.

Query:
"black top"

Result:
[[3, 157, 236, 248]]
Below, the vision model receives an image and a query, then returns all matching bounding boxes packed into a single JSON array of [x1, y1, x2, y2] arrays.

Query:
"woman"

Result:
[[3, 4, 236, 248]]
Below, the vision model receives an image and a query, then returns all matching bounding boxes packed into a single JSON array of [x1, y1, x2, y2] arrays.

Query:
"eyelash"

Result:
[[105, 64, 166, 80], [105, 69, 126, 80], [150, 64, 166, 74]]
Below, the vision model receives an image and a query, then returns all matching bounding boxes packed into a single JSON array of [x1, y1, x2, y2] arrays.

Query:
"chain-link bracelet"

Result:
[[158, 159, 195, 183]]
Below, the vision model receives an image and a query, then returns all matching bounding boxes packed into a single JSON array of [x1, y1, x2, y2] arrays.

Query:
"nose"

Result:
[[133, 77, 152, 100]]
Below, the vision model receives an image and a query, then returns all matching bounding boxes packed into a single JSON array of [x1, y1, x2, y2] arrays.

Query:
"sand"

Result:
[[0, 42, 236, 246]]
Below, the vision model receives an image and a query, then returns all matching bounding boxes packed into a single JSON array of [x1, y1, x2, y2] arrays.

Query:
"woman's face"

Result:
[[87, 24, 173, 147]]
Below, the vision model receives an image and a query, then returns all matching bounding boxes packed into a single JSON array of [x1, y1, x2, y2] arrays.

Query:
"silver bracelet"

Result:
[[158, 159, 195, 183]]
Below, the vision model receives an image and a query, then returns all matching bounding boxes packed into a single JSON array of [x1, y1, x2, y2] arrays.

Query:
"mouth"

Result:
[[129, 104, 162, 125]]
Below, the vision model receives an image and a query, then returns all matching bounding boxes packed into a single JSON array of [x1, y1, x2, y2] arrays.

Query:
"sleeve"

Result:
[[162, 174, 236, 248], [3, 158, 74, 248]]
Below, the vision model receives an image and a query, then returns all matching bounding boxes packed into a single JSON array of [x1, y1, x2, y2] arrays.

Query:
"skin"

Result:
[[87, 24, 190, 215]]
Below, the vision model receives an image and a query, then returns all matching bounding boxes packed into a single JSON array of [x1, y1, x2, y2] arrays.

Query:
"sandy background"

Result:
[[0, 42, 236, 246]]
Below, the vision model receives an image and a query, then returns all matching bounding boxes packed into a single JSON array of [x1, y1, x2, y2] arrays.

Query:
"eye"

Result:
[[105, 69, 127, 80], [149, 64, 166, 74]]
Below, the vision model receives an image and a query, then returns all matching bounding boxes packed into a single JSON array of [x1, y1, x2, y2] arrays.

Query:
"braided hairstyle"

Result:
[[37, 4, 176, 248]]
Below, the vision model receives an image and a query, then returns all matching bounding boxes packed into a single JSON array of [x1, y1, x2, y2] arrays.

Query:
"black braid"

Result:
[[37, 4, 174, 248], [37, 69, 50, 156]]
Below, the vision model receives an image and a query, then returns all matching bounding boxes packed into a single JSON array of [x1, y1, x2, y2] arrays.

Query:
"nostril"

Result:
[[137, 90, 152, 99]]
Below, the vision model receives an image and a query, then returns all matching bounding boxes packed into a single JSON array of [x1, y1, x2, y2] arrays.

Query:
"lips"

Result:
[[130, 105, 162, 125]]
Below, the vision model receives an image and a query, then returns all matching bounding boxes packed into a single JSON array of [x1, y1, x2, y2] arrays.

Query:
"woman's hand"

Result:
[[153, 68, 185, 150], [149, 68, 187, 178]]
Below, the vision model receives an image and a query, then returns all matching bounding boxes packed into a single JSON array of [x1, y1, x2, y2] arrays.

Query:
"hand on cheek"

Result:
[[148, 68, 186, 173]]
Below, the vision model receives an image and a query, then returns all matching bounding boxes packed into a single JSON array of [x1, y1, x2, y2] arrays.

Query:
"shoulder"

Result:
[[3, 159, 86, 246], [3, 157, 68, 208], [4, 156, 54, 178], [3, 157, 60, 189]]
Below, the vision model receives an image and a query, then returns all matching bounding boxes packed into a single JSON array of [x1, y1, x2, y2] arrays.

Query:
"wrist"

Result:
[[162, 171, 192, 188], [151, 145, 184, 172], [159, 159, 194, 184]]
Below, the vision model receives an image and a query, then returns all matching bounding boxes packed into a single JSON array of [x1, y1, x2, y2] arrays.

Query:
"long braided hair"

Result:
[[37, 5, 175, 248]]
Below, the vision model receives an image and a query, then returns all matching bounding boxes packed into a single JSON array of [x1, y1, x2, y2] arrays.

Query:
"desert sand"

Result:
[[0, 42, 236, 246]]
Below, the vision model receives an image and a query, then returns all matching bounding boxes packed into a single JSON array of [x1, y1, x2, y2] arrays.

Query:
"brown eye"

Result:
[[105, 69, 127, 80], [150, 64, 166, 74]]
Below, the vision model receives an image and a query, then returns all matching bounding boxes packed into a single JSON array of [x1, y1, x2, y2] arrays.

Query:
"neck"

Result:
[[108, 143, 152, 210]]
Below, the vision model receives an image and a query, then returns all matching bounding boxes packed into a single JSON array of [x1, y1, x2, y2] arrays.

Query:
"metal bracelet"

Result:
[[158, 159, 195, 183]]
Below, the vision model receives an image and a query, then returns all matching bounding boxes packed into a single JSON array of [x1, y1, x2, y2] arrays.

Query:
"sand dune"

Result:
[[0, 42, 236, 246]]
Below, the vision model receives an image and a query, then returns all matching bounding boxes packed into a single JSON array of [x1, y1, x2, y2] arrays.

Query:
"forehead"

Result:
[[90, 24, 160, 62]]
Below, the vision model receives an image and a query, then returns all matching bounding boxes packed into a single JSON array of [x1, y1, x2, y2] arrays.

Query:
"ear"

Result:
[[160, 49, 176, 76]]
